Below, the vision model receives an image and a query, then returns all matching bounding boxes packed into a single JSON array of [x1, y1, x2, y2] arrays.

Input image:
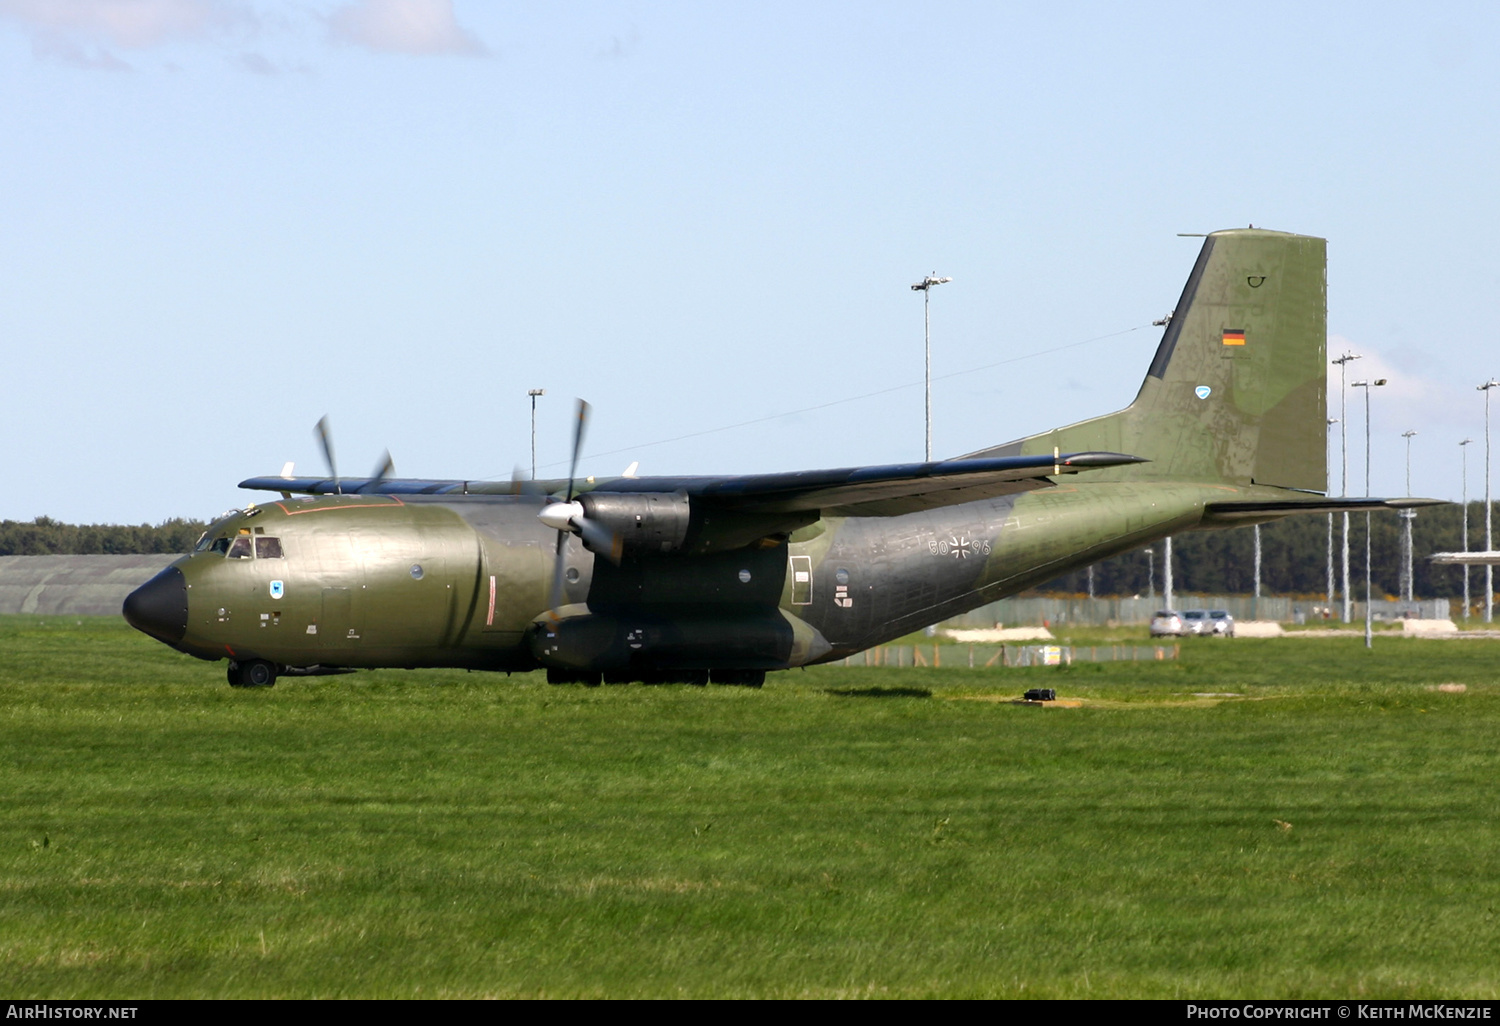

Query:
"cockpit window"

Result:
[[194, 532, 212, 553], [255, 537, 284, 559], [210, 537, 230, 555], [226, 536, 253, 559]]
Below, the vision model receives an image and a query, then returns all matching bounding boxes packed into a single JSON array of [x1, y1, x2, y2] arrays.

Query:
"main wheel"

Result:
[[710, 669, 765, 688], [233, 659, 277, 687]]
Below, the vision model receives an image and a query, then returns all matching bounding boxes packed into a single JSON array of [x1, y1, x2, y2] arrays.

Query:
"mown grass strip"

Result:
[[1, 617, 1498, 997]]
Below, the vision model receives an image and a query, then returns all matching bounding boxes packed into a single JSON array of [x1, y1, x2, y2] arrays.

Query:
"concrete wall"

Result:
[[0, 555, 178, 617]]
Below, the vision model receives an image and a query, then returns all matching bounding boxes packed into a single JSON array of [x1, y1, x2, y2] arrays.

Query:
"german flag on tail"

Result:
[[1221, 329, 1246, 346]]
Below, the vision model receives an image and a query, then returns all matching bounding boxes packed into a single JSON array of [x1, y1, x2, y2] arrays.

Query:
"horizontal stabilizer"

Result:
[[1203, 496, 1446, 523], [1431, 550, 1500, 566]]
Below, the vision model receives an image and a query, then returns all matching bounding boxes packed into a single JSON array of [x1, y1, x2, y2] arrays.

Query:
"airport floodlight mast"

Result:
[[1460, 437, 1474, 619], [1253, 523, 1262, 612], [1353, 378, 1387, 648], [1333, 351, 1361, 622], [1163, 536, 1174, 611], [1401, 430, 1417, 603], [1481, 380, 1500, 622], [1327, 417, 1338, 616], [911, 273, 952, 462], [528, 389, 545, 480]]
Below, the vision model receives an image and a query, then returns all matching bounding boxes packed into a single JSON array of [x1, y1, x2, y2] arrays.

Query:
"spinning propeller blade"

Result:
[[541, 399, 624, 613], [314, 415, 340, 494]]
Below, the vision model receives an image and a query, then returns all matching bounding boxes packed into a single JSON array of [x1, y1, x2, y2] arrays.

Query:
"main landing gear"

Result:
[[545, 668, 765, 687], [227, 659, 278, 688]]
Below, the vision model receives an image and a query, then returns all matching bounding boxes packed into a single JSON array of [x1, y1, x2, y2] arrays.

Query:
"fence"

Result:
[[942, 595, 1452, 628], [839, 643, 1180, 668]]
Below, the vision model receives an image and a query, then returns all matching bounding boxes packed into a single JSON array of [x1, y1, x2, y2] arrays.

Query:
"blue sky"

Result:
[[3, 1, 1499, 524]]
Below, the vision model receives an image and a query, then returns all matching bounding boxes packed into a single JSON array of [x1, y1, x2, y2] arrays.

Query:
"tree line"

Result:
[[0, 517, 207, 556]]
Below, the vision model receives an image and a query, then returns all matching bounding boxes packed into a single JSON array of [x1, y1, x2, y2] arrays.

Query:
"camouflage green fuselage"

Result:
[[165, 480, 1269, 674]]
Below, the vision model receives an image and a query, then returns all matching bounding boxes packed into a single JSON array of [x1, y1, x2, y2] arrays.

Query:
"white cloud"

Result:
[[0, 0, 252, 69], [0, 0, 244, 48], [327, 0, 485, 56]]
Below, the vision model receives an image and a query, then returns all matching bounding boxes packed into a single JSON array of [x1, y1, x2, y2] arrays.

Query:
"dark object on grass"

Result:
[[1023, 688, 1056, 702]]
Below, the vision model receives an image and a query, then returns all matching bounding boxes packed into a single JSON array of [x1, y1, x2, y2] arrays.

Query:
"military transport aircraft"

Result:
[[124, 228, 1440, 687]]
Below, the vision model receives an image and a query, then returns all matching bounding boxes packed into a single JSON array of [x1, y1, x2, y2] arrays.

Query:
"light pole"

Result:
[[1460, 438, 1474, 620], [1253, 523, 1262, 619], [1145, 547, 1155, 600], [528, 388, 545, 479], [1353, 378, 1387, 648], [1400, 430, 1417, 605], [1481, 380, 1500, 622], [1164, 536, 1174, 612], [1333, 352, 1361, 621], [911, 273, 952, 462], [1327, 417, 1338, 619]]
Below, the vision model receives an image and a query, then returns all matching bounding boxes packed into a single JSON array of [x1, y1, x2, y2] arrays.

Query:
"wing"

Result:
[[240, 451, 1147, 516]]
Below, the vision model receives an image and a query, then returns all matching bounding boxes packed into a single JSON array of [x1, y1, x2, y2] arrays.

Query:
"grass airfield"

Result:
[[2, 617, 1498, 999]]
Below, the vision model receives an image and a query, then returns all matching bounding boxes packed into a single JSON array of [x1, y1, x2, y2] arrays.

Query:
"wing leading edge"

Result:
[[239, 451, 1148, 517]]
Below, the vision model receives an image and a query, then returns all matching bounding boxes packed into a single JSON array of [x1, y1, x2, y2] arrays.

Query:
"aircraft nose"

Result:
[[123, 566, 188, 644]]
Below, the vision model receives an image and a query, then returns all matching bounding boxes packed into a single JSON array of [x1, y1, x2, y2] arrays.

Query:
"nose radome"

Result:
[[123, 566, 188, 644]]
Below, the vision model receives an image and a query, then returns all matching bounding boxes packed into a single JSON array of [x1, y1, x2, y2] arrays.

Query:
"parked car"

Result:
[[1207, 610, 1235, 637], [1149, 610, 1185, 637], [1181, 609, 1211, 635]]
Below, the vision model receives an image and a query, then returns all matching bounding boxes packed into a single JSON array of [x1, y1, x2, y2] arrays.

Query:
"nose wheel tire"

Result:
[[227, 659, 278, 688]]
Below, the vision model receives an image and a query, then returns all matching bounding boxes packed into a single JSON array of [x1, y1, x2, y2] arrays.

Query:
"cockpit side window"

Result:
[[255, 537, 284, 559], [210, 537, 231, 555], [226, 536, 253, 559]]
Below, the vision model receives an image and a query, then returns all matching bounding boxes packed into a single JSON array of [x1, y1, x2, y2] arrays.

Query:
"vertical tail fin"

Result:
[[973, 229, 1328, 492]]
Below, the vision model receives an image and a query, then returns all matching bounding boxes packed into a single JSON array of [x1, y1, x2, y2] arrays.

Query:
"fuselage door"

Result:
[[790, 554, 813, 605]]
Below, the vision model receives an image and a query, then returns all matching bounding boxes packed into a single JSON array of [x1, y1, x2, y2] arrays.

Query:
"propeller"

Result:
[[365, 449, 395, 493], [313, 416, 395, 495], [538, 400, 624, 612], [314, 415, 340, 495]]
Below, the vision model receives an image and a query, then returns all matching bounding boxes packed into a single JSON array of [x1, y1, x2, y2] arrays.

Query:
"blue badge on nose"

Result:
[[269, 580, 284, 600], [1195, 385, 1212, 400]]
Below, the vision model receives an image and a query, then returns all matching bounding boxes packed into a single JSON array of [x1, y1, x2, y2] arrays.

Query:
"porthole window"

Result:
[[410, 564, 424, 580], [565, 567, 580, 584], [738, 569, 752, 584], [835, 568, 850, 585]]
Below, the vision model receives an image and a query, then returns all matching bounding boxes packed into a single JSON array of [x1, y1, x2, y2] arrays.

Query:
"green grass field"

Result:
[[2, 616, 1499, 998]]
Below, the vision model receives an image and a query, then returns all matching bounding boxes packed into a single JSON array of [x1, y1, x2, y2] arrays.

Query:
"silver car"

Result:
[[1181, 610, 1212, 635], [1149, 610, 1185, 637], [1207, 610, 1235, 637]]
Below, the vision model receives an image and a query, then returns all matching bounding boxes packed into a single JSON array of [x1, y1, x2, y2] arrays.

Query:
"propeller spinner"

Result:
[[539, 400, 623, 611]]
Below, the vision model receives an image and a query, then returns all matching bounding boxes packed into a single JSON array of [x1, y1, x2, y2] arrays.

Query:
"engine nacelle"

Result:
[[578, 491, 692, 553]]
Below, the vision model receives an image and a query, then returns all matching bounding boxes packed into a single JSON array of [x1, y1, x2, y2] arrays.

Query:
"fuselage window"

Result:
[[255, 537, 284, 559], [210, 537, 231, 555], [226, 536, 253, 559]]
